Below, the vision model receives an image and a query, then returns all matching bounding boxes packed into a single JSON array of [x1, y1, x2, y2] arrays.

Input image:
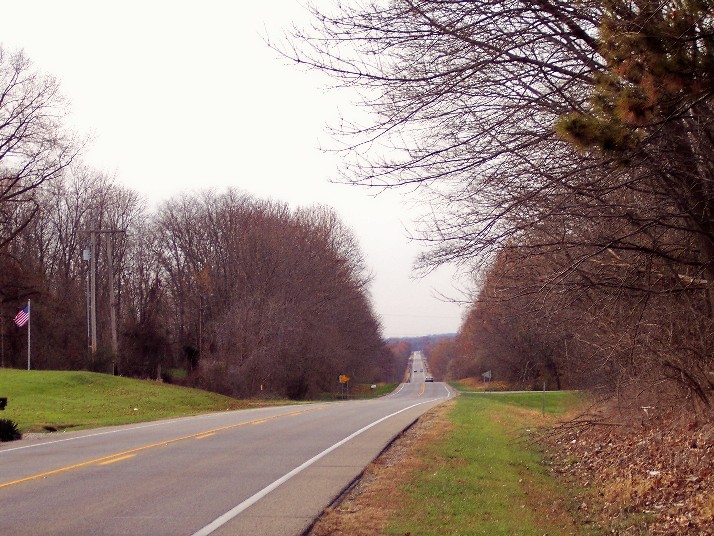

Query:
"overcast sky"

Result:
[[0, 0, 469, 338]]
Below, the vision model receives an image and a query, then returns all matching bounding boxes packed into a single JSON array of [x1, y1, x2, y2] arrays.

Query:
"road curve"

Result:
[[0, 352, 451, 535]]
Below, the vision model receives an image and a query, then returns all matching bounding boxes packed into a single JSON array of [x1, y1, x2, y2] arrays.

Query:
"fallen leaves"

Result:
[[544, 416, 714, 534]]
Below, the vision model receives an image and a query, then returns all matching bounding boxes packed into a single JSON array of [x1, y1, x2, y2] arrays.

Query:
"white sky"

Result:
[[0, 0, 468, 338]]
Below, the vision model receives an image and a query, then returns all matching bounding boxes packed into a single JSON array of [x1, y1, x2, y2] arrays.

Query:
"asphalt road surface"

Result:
[[0, 352, 451, 535]]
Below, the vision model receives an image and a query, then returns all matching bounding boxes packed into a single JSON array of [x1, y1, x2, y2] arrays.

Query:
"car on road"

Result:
[[425, 376, 434, 382]]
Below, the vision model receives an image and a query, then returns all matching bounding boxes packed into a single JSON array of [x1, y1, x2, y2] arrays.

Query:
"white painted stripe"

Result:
[[191, 400, 432, 536], [384, 383, 406, 398], [0, 405, 319, 455], [0, 420, 183, 453]]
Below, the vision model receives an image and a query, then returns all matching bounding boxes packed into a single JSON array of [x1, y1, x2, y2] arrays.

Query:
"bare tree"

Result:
[[288, 0, 714, 412], [288, 1, 712, 281], [0, 47, 79, 251], [153, 189, 386, 398]]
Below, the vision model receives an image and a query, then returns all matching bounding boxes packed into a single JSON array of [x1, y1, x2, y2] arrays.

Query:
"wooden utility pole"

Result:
[[83, 228, 126, 373], [199, 295, 204, 358], [106, 236, 119, 363], [90, 231, 97, 357]]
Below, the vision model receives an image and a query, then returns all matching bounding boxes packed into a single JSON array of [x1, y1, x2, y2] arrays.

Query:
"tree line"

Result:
[[293, 0, 714, 417], [0, 46, 401, 399]]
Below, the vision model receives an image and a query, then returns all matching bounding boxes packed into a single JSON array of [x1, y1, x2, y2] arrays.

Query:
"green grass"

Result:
[[320, 382, 398, 400], [0, 368, 263, 433], [371, 383, 399, 396], [450, 380, 510, 392], [167, 368, 188, 380], [476, 390, 582, 416], [387, 391, 590, 535], [451, 382, 582, 416]]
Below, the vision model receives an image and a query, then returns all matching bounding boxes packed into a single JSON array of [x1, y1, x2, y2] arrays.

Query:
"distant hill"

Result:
[[386, 333, 456, 352]]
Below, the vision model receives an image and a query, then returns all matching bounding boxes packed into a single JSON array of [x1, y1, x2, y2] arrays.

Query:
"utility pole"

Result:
[[106, 236, 119, 368], [199, 295, 204, 358], [83, 228, 126, 374], [83, 247, 91, 354], [90, 231, 98, 358]]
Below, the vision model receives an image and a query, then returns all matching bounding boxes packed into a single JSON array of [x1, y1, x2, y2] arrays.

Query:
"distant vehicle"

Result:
[[420, 369, 423, 372], [425, 376, 434, 382], [414, 370, 418, 372]]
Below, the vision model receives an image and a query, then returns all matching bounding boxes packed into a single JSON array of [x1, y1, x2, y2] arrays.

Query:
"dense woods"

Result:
[[0, 47, 393, 399], [295, 0, 714, 418], [1, 177, 392, 398]]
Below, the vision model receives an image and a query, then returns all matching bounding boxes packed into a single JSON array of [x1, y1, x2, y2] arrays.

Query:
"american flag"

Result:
[[14, 305, 29, 327]]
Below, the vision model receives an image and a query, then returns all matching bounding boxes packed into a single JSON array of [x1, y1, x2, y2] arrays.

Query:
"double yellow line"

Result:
[[0, 406, 320, 490]]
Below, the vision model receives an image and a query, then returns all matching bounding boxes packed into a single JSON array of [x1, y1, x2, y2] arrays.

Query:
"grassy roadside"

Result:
[[0, 369, 272, 433], [389, 392, 585, 535], [311, 387, 591, 535], [0, 370, 399, 434], [320, 383, 398, 401]]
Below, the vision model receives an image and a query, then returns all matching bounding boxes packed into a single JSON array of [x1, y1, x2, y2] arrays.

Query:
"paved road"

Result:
[[0, 352, 451, 535]]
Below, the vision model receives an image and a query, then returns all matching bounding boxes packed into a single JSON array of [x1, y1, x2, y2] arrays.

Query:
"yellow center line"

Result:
[[250, 419, 268, 425], [98, 454, 136, 466], [0, 406, 323, 490], [418, 383, 426, 397], [195, 432, 216, 440]]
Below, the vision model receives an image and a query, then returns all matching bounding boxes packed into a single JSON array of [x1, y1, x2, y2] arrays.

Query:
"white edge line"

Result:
[[0, 419, 182, 453], [0, 404, 319, 455], [384, 383, 406, 398], [191, 399, 432, 536]]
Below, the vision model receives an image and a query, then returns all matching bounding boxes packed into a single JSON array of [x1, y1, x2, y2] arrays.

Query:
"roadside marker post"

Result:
[[339, 374, 350, 399]]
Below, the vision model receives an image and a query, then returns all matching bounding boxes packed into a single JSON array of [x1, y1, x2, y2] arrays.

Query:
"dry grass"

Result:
[[547, 416, 714, 534], [600, 474, 660, 507], [308, 401, 455, 536], [455, 377, 511, 391], [696, 490, 714, 523], [309, 392, 583, 535]]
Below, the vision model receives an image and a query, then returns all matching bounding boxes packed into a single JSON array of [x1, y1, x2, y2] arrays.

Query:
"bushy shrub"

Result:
[[0, 418, 22, 442]]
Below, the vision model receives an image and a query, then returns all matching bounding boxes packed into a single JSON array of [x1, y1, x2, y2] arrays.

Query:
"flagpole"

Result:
[[27, 299, 31, 371]]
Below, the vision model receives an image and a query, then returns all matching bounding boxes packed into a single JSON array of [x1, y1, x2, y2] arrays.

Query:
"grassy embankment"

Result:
[[385, 386, 588, 535], [0, 369, 397, 434], [0, 369, 265, 433]]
